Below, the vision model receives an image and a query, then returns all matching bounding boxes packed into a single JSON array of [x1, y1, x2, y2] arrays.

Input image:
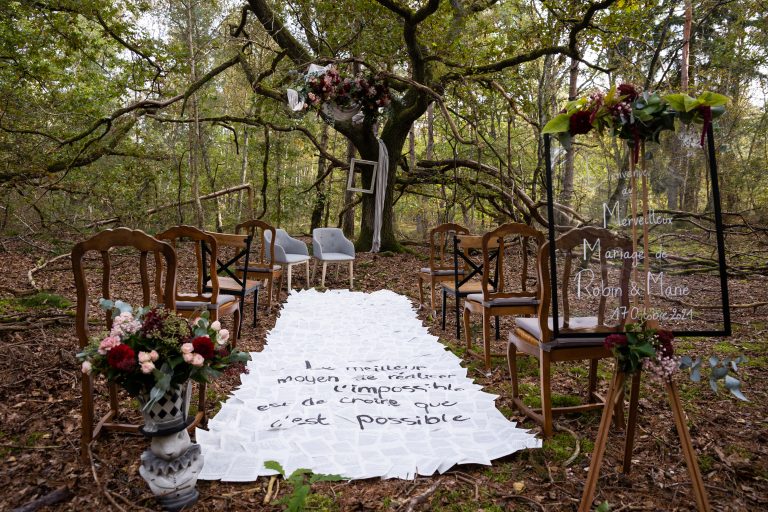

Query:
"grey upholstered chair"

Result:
[[312, 228, 355, 289], [265, 228, 311, 293]]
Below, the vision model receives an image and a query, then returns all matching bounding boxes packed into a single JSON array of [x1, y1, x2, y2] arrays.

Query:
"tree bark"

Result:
[[311, 124, 330, 231], [341, 139, 356, 238]]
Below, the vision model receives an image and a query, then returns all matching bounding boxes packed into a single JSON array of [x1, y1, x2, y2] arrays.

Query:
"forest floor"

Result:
[[1, 235, 767, 512]]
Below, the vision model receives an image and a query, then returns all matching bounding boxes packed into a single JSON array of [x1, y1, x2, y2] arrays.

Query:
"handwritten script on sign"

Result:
[[548, 129, 729, 334], [196, 289, 540, 481]]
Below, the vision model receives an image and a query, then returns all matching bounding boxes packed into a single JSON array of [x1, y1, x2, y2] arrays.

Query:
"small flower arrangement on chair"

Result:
[[77, 299, 250, 418]]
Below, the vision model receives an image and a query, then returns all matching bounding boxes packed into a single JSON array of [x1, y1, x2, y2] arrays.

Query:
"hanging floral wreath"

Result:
[[542, 83, 729, 161], [288, 65, 391, 123]]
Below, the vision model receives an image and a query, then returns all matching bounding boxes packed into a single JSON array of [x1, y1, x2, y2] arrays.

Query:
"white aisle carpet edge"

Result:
[[197, 288, 541, 481]]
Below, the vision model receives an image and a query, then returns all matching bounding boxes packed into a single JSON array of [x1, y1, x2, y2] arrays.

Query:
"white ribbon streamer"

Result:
[[371, 138, 388, 253]]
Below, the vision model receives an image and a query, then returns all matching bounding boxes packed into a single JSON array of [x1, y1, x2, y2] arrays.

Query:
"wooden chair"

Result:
[[441, 232, 500, 339], [156, 225, 241, 346], [235, 220, 283, 308], [508, 226, 632, 437], [417, 223, 469, 315], [462, 223, 545, 370], [203, 231, 261, 338], [72, 227, 180, 461]]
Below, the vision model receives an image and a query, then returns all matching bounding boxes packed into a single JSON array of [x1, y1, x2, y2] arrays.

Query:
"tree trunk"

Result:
[[237, 127, 249, 223], [558, 57, 579, 224], [186, 0, 205, 228], [341, 139, 355, 238], [311, 123, 330, 231]]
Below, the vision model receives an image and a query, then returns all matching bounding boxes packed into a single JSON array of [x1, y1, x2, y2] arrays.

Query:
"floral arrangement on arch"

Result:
[[77, 300, 250, 411], [292, 65, 391, 121], [542, 83, 729, 160]]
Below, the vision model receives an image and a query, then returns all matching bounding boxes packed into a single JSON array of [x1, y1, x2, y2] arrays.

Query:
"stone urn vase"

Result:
[[138, 382, 203, 512]]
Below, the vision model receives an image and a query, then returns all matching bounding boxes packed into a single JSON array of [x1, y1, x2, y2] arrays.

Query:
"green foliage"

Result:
[[264, 460, 344, 512]]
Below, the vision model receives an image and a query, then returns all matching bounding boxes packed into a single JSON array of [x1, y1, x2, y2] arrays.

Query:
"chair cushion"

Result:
[[209, 277, 261, 294], [466, 293, 539, 308], [175, 293, 238, 310], [316, 252, 354, 262], [516, 316, 607, 349], [281, 254, 311, 264], [420, 268, 466, 276]]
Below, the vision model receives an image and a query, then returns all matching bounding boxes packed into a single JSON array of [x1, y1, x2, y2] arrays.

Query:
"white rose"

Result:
[[210, 320, 221, 331]]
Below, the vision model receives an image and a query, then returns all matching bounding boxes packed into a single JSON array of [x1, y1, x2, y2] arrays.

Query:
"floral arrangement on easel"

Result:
[[289, 65, 391, 122], [603, 321, 747, 400], [77, 300, 250, 411], [542, 83, 729, 154]]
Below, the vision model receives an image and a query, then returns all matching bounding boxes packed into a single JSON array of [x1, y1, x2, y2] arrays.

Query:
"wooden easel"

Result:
[[579, 141, 711, 511], [578, 370, 711, 511]]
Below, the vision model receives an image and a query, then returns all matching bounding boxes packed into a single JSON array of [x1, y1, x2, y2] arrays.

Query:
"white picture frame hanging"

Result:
[[346, 158, 378, 194]]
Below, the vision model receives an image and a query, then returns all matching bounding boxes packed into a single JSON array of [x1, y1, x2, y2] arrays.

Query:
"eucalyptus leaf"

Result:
[[113, 300, 133, 314], [724, 375, 748, 401], [711, 366, 729, 379], [99, 298, 114, 310]]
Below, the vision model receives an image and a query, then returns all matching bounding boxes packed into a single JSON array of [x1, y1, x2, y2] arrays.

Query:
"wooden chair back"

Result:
[[537, 226, 633, 344], [71, 227, 177, 461], [428, 223, 469, 273], [156, 225, 220, 307], [453, 233, 501, 291], [72, 227, 177, 348], [203, 231, 253, 291], [481, 223, 545, 303], [235, 219, 276, 271]]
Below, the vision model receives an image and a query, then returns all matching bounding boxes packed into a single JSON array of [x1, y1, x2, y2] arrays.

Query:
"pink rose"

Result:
[[149, 350, 159, 362], [218, 329, 230, 344], [183, 352, 194, 363], [210, 320, 221, 331], [181, 343, 194, 354], [138, 351, 152, 363], [140, 361, 155, 374], [98, 336, 121, 355], [191, 354, 205, 367], [81, 361, 92, 374]]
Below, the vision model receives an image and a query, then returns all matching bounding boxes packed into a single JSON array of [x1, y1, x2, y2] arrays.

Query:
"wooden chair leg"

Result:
[[335, 262, 339, 279], [305, 260, 310, 289], [507, 341, 519, 399], [441, 289, 448, 330], [540, 351, 553, 438], [418, 275, 425, 309], [462, 305, 472, 351], [495, 315, 500, 340], [81, 374, 94, 462], [321, 262, 327, 287], [622, 371, 641, 474], [454, 294, 461, 339], [482, 309, 492, 370], [267, 277, 274, 308], [311, 260, 317, 284], [430, 278, 437, 315], [286, 265, 292, 293], [232, 307, 241, 349], [252, 288, 258, 327], [349, 260, 353, 289], [277, 271, 285, 302], [588, 359, 599, 403]]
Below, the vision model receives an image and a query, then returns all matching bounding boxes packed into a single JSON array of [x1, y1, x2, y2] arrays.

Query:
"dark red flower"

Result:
[[215, 347, 230, 358], [656, 329, 674, 344], [617, 83, 639, 102], [192, 336, 215, 360], [107, 344, 136, 371], [604, 334, 628, 350], [569, 110, 593, 135], [141, 307, 167, 335]]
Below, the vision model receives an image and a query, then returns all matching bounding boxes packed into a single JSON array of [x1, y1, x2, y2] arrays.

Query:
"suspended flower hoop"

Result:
[[323, 101, 362, 122]]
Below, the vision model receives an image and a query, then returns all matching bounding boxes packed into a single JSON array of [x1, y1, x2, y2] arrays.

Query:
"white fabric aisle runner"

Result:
[[197, 289, 540, 481]]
